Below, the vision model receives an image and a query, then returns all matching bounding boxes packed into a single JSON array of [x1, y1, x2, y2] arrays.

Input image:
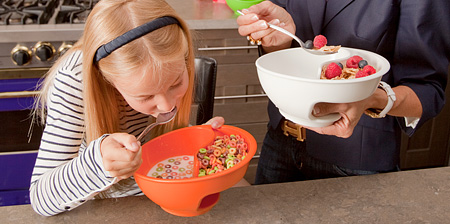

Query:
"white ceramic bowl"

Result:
[[255, 47, 390, 127]]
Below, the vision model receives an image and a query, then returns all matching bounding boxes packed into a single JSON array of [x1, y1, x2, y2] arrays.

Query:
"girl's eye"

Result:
[[171, 81, 183, 89], [139, 95, 154, 103]]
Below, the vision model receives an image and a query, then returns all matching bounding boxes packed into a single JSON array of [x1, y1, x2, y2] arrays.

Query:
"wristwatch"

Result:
[[364, 81, 397, 118]]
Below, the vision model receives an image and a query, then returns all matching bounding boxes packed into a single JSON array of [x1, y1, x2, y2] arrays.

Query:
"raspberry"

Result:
[[313, 35, 327, 49], [355, 70, 369, 78], [346, 55, 363, 68], [362, 65, 376, 75], [325, 62, 342, 79]]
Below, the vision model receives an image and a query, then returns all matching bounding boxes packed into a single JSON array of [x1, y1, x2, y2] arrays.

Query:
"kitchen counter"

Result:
[[2, 167, 450, 223]]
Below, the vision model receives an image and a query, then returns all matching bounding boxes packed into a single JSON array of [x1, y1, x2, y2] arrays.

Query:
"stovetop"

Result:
[[0, 0, 99, 25], [0, 0, 100, 69]]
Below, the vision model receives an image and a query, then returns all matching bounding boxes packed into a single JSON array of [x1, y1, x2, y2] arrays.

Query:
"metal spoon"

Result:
[[237, 10, 336, 55], [136, 107, 178, 141]]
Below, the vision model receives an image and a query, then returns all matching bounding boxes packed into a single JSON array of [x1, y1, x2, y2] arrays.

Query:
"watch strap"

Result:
[[365, 81, 396, 118]]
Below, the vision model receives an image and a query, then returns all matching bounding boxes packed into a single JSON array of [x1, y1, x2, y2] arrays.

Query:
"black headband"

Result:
[[94, 16, 180, 63]]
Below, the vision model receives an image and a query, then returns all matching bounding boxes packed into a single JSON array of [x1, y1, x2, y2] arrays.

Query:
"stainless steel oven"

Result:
[[0, 0, 96, 206]]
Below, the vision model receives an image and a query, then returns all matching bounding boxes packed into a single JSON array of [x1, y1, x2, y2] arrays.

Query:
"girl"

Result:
[[30, 0, 224, 216]]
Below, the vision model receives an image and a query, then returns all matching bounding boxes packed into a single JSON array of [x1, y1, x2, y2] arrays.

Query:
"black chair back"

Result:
[[194, 56, 217, 125]]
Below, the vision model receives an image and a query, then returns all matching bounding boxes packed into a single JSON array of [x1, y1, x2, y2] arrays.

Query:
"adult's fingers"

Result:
[[237, 15, 268, 36], [250, 19, 283, 43], [312, 103, 350, 117], [246, 1, 278, 18], [237, 1, 277, 36], [236, 10, 259, 26], [306, 114, 352, 138]]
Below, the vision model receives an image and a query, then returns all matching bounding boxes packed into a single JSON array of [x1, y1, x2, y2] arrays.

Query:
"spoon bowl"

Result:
[[137, 107, 178, 141]]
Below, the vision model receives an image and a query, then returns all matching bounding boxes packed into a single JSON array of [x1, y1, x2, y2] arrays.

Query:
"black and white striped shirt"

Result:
[[30, 51, 149, 216]]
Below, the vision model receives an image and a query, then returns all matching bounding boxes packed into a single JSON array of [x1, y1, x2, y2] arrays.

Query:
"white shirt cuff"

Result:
[[404, 116, 420, 129]]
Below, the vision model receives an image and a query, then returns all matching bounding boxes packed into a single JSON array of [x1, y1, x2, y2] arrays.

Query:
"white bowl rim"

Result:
[[255, 47, 390, 83]]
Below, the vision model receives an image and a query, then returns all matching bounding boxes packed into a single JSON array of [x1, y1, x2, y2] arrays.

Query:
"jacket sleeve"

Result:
[[393, 0, 450, 136]]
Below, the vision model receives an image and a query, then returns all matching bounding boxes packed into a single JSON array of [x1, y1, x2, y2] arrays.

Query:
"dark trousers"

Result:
[[254, 124, 398, 185]]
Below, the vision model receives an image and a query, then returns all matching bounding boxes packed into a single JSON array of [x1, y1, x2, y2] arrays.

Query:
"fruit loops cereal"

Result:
[[147, 155, 195, 179], [320, 55, 377, 80], [197, 134, 248, 177], [304, 34, 341, 53]]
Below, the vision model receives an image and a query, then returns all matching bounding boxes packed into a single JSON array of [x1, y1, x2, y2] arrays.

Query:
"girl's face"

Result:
[[112, 60, 189, 118]]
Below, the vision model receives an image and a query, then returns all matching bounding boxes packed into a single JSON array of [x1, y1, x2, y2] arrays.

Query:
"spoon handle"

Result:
[[266, 23, 305, 48], [137, 122, 158, 141]]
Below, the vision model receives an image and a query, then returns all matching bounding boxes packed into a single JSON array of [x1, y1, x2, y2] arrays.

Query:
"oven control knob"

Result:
[[34, 42, 56, 62], [58, 42, 73, 56], [11, 45, 32, 66]]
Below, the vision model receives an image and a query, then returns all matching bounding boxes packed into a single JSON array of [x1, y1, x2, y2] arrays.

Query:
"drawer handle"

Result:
[[214, 94, 267, 100], [0, 91, 39, 99], [198, 46, 258, 51]]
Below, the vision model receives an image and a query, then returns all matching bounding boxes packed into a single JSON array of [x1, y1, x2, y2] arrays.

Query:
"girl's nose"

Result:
[[155, 94, 175, 113]]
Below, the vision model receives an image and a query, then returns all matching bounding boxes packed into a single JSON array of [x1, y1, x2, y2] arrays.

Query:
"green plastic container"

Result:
[[225, 0, 265, 15]]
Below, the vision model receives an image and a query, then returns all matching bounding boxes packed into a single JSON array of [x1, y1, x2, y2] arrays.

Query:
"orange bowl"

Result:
[[134, 125, 257, 217]]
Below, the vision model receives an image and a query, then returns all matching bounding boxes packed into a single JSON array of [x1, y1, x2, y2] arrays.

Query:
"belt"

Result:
[[281, 119, 306, 141]]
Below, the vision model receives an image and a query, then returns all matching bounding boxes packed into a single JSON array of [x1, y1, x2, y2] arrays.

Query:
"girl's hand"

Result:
[[204, 116, 225, 129], [100, 133, 142, 180], [237, 1, 296, 52]]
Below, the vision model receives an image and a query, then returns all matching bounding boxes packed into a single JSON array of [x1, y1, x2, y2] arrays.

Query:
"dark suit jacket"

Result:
[[268, 0, 450, 171]]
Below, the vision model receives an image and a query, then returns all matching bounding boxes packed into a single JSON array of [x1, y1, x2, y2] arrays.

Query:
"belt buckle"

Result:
[[282, 120, 306, 141]]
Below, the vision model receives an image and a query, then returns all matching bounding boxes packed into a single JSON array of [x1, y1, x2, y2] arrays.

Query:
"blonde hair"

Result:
[[35, 0, 195, 143]]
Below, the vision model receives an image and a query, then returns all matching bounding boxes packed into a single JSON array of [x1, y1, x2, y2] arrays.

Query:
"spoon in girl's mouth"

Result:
[[136, 107, 177, 141]]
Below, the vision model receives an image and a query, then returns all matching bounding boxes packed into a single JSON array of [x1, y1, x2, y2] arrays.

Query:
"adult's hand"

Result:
[[307, 85, 422, 138], [100, 133, 142, 180], [306, 100, 369, 138], [236, 1, 295, 52]]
